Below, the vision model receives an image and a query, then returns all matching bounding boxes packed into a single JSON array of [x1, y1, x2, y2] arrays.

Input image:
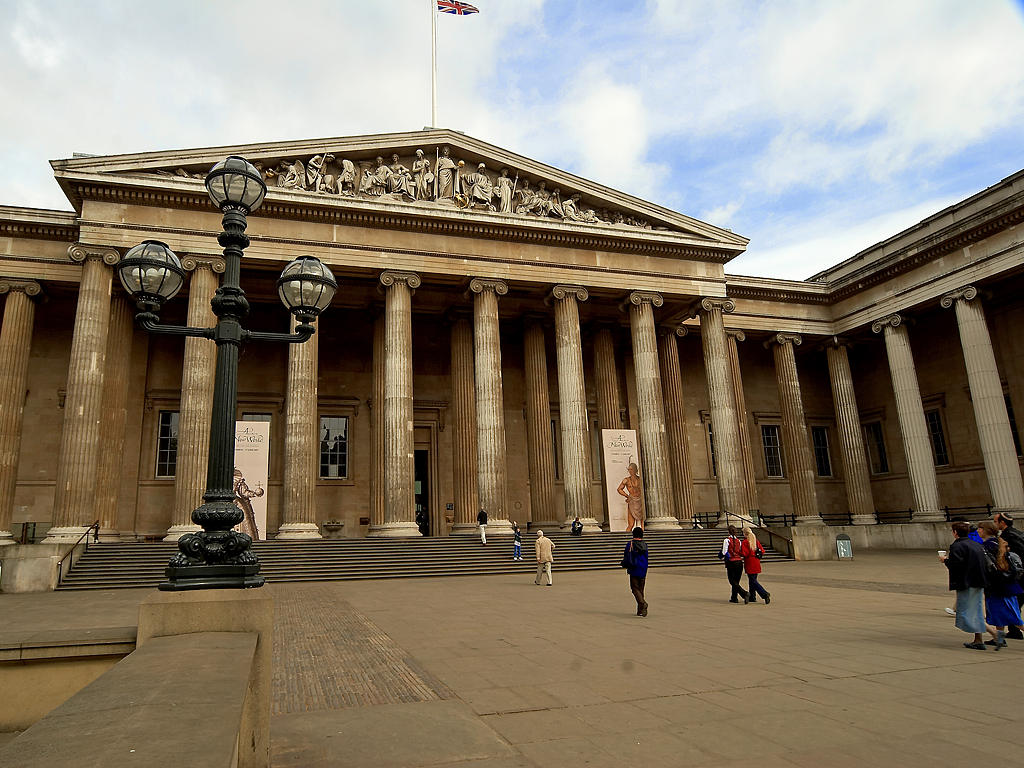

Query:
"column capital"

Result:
[[380, 271, 422, 290], [621, 290, 663, 312], [181, 254, 227, 274], [468, 277, 507, 296], [0, 280, 42, 298], [683, 296, 736, 319], [939, 285, 979, 309], [658, 323, 690, 338], [823, 335, 854, 349], [68, 244, 120, 266], [764, 332, 802, 349], [725, 328, 746, 342], [548, 284, 589, 303], [870, 313, 904, 334]]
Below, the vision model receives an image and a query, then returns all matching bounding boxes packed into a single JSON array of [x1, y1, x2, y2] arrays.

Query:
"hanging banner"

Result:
[[602, 429, 644, 532], [233, 421, 270, 540]]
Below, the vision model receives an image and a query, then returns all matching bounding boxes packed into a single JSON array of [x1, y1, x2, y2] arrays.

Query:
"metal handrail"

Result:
[[943, 504, 993, 521], [723, 511, 794, 557], [56, 520, 100, 585]]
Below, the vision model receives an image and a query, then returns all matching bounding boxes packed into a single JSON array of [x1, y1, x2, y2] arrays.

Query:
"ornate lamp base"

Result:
[[158, 527, 264, 591], [160, 563, 264, 591]]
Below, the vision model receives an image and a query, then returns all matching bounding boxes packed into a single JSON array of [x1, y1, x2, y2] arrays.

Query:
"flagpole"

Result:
[[431, 0, 438, 128]]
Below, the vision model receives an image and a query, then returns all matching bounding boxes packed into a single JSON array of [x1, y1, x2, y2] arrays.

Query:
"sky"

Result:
[[3, 0, 1023, 280]]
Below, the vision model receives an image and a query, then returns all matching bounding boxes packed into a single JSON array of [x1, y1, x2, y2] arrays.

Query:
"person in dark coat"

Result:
[[477, 508, 488, 545], [512, 521, 522, 560], [978, 520, 1024, 648], [570, 517, 583, 536], [994, 512, 1024, 639], [719, 524, 749, 604], [941, 521, 990, 650], [621, 526, 649, 616]]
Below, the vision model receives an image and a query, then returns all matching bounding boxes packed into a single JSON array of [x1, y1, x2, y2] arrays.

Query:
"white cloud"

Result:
[[10, 3, 65, 70]]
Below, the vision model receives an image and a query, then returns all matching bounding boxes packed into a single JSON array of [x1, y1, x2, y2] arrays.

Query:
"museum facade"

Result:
[[0, 129, 1022, 544]]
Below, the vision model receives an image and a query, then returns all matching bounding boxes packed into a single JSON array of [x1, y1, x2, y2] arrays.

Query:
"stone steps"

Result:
[[57, 529, 791, 590]]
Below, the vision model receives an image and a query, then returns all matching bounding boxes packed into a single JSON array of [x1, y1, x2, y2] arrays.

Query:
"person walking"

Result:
[[512, 521, 522, 560], [477, 508, 488, 545], [534, 530, 555, 586], [620, 526, 649, 616], [978, 520, 1024, 648], [994, 512, 1024, 639], [740, 526, 770, 604], [719, 524, 749, 604], [941, 521, 990, 650]]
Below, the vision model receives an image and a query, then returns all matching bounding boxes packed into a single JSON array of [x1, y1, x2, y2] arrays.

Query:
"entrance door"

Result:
[[414, 448, 430, 536]]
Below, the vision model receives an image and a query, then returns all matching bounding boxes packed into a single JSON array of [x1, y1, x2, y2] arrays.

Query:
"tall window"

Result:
[[761, 424, 783, 478], [156, 410, 179, 477], [863, 421, 889, 474], [1006, 395, 1022, 457], [924, 409, 949, 466], [811, 426, 832, 477], [706, 421, 717, 477], [319, 416, 349, 479]]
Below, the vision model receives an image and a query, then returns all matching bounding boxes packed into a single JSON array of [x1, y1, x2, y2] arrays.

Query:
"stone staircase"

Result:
[[56, 529, 791, 590]]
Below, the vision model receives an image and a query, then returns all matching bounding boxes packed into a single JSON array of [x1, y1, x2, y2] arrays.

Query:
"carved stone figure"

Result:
[[387, 154, 416, 200], [562, 193, 584, 221], [515, 179, 535, 214], [307, 153, 335, 193], [528, 181, 551, 216], [338, 158, 356, 196], [412, 150, 434, 201], [463, 163, 495, 210], [268, 159, 307, 190], [436, 146, 458, 200], [546, 188, 565, 219], [362, 156, 390, 197], [358, 160, 380, 196], [495, 168, 514, 213]]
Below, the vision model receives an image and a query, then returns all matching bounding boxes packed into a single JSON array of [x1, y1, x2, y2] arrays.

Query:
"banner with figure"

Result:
[[233, 421, 270, 540], [602, 429, 644, 532]]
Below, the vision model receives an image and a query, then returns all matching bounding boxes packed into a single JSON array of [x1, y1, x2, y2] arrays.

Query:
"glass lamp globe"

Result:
[[277, 256, 337, 319], [205, 155, 267, 212], [117, 240, 185, 306]]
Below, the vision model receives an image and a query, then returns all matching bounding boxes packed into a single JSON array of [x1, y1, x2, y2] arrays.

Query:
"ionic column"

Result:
[[369, 312, 386, 532], [523, 317, 558, 529], [767, 334, 823, 525], [696, 298, 745, 520], [166, 257, 223, 540], [726, 330, 759, 517], [942, 287, 1024, 513], [826, 340, 876, 524], [94, 296, 134, 541], [625, 291, 679, 529], [871, 314, 943, 521], [372, 271, 421, 536], [0, 280, 41, 545], [551, 286, 599, 531], [471, 278, 512, 533], [45, 245, 120, 542], [659, 325, 695, 523], [450, 313, 479, 534], [278, 317, 321, 539]]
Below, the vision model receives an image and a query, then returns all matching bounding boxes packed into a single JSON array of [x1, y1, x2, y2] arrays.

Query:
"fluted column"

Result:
[[942, 287, 1024, 512], [0, 281, 41, 545], [551, 286, 599, 531], [523, 317, 558, 529], [166, 257, 223, 540], [659, 325, 695, 523], [450, 313, 479, 534], [768, 333, 823, 525], [369, 312, 386, 532], [279, 316, 321, 539], [871, 314, 943, 521], [696, 298, 745, 520], [726, 330, 759, 517], [594, 327, 620, 432], [625, 291, 679, 529], [826, 340, 876, 524], [45, 245, 120, 542], [94, 296, 134, 541], [372, 271, 421, 536], [471, 278, 512, 533]]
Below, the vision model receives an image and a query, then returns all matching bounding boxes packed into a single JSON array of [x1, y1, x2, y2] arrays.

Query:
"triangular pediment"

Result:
[[51, 129, 748, 253]]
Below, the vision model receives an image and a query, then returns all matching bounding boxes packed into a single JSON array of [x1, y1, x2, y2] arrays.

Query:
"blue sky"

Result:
[[3, 0, 1023, 279]]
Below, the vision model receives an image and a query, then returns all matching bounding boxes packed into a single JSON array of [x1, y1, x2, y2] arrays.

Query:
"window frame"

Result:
[[862, 420, 890, 475], [760, 423, 785, 479], [155, 410, 180, 479], [923, 407, 950, 467], [810, 425, 833, 478], [318, 414, 351, 480]]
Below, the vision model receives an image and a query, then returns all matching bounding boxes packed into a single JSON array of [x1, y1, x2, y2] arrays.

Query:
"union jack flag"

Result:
[[438, 0, 479, 14]]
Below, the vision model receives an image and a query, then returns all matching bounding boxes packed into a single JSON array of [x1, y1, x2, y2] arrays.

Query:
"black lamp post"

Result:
[[117, 156, 337, 590]]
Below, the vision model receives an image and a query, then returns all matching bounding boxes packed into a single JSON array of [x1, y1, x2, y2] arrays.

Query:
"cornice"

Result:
[[725, 282, 832, 305], [0, 216, 78, 243]]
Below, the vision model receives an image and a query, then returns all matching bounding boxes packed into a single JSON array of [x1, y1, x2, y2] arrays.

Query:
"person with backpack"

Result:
[[740, 526, 770, 604], [620, 527, 649, 616], [994, 512, 1024, 639], [718, 525, 749, 604], [977, 520, 1024, 648], [941, 521, 990, 650]]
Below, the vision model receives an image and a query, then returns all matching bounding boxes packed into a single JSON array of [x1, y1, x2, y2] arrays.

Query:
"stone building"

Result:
[[0, 130, 1022, 551]]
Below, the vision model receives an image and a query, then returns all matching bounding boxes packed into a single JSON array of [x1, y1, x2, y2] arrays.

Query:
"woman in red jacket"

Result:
[[740, 526, 771, 604]]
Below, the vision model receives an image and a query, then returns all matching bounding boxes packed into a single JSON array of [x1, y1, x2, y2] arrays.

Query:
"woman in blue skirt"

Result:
[[978, 520, 1024, 648]]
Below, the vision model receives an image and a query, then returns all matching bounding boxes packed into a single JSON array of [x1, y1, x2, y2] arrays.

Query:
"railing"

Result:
[[55, 520, 100, 585], [943, 504, 993, 521], [820, 512, 854, 526], [758, 512, 798, 527], [690, 511, 720, 529], [874, 508, 914, 524], [724, 511, 794, 558], [16, 521, 39, 544]]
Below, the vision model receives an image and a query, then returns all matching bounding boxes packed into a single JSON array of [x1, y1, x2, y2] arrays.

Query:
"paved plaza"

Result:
[[3, 550, 1023, 766]]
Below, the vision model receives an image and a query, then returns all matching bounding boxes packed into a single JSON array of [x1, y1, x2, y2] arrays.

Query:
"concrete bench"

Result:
[[0, 631, 257, 768]]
